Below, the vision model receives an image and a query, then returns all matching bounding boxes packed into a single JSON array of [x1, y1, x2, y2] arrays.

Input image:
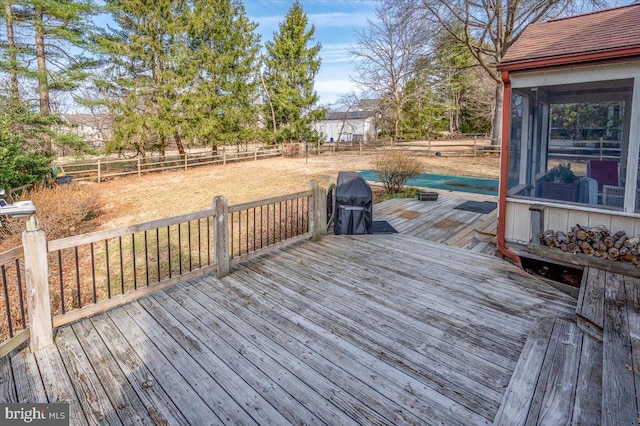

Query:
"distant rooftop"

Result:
[[324, 110, 376, 121], [498, 4, 640, 72]]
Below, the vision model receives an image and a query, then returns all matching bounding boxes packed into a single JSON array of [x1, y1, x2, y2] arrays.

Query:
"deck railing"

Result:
[[0, 246, 28, 351], [227, 190, 312, 263], [0, 182, 327, 356]]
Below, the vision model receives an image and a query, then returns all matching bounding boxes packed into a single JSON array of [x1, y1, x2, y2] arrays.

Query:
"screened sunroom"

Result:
[[496, 4, 640, 256]]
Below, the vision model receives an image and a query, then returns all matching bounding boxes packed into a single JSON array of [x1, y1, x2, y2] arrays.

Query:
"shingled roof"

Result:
[[498, 4, 640, 72]]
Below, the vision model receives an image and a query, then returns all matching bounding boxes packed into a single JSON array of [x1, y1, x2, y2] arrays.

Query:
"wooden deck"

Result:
[[373, 194, 498, 254], [495, 267, 640, 425], [0, 233, 576, 425]]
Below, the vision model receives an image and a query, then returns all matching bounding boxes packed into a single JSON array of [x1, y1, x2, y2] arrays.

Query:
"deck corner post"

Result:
[[310, 181, 326, 242], [22, 225, 53, 352], [213, 196, 230, 278]]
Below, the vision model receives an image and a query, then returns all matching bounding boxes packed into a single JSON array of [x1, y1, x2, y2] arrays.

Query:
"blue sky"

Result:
[[243, 0, 378, 106]]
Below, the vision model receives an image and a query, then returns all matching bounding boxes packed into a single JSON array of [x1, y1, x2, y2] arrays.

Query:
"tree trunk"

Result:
[[260, 71, 277, 136], [4, 1, 19, 99], [491, 81, 503, 146], [34, 6, 50, 117], [174, 131, 185, 155]]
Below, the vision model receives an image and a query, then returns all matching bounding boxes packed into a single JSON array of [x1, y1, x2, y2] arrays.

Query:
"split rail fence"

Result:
[[0, 182, 327, 356], [59, 145, 283, 182]]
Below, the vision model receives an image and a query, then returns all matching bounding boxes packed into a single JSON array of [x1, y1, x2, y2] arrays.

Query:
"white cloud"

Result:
[[315, 78, 361, 104]]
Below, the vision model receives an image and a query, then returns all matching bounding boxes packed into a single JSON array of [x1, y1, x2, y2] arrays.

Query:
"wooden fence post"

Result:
[[309, 181, 326, 242], [184, 153, 188, 171], [137, 158, 141, 178], [213, 196, 230, 278], [97, 160, 101, 183], [222, 147, 226, 165], [22, 222, 53, 352], [473, 135, 477, 157], [428, 140, 432, 157]]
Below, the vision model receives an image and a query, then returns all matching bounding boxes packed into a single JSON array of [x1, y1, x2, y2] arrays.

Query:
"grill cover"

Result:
[[334, 172, 372, 235]]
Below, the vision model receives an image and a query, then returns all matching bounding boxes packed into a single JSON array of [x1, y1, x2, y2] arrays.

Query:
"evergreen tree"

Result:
[[100, 0, 261, 156], [401, 69, 446, 139], [182, 0, 260, 150], [0, 95, 54, 189], [262, 0, 322, 143], [100, 0, 184, 157]]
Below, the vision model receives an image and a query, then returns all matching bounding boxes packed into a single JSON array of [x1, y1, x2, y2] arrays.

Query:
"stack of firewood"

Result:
[[538, 224, 640, 264]]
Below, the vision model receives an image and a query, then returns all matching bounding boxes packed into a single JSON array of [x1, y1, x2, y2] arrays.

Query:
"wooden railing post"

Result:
[[22, 220, 53, 351], [213, 196, 230, 278], [309, 181, 326, 242]]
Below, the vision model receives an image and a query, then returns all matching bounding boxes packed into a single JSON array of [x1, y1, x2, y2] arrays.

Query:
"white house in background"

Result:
[[61, 114, 113, 148], [314, 99, 380, 143], [313, 110, 377, 143]]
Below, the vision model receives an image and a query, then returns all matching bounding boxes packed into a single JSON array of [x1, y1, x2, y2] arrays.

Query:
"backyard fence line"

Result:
[[54, 138, 500, 186], [299, 137, 499, 158], [57, 144, 284, 182], [0, 182, 327, 356]]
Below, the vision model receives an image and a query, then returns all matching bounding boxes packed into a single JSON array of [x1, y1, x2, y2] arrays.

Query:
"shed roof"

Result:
[[323, 110, 376, 121], [498, 4, 640, 72]]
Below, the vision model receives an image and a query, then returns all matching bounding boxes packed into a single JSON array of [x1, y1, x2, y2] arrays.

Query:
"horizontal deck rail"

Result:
[[0, 182, 327, 355]]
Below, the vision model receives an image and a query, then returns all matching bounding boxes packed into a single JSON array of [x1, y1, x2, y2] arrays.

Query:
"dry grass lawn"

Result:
[[80, 153, 499, 230]]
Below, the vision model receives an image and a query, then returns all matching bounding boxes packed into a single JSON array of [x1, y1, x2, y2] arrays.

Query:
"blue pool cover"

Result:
[[359, 170, 498, 196]]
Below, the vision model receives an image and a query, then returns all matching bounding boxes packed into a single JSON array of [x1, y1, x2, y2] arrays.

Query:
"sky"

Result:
[[243, 0, 378, 106]]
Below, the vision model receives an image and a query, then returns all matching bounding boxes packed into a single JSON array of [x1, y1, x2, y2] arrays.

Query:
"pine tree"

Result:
[[182, 0, 260, 150], [100, 0, 184, 157], [1, 0, 100, 155], [262, 0, 322, 143]]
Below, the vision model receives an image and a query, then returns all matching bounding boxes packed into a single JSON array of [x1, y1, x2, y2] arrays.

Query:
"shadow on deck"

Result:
[[0, 233, 576, 425]]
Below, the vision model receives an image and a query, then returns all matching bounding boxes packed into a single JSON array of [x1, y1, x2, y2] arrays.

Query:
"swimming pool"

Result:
[[359, 170, 499, 196]]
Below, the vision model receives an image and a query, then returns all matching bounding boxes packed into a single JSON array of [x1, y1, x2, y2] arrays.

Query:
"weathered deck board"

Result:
[[33, 344, 87, 426], [493, 318, 600, 426], [134, 297, 292, 425], [572, 334, 602, 425], [374, 194, 497, 254], [69, 320, 160, 426], [528, 319, 581, 425], [0, 355, 16, 403], [492, 318, 555, 425], [149, 289, 330, 426], [11, 349, 46, 403], [87, 315, 192, 425], [624, 275, 640, 422], [2, 234, 576, 425], [195, 275, 438, 425], [229, 265, 500, 421], [602, 272, 638, 425], [55, 327, 123, 425], [576, 267, 605, 340]]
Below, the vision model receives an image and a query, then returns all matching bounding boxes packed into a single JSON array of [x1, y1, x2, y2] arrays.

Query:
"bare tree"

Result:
[[400, 0, 611, 144], [333, 92, 360, 145], [349, 1, 431, 143]]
